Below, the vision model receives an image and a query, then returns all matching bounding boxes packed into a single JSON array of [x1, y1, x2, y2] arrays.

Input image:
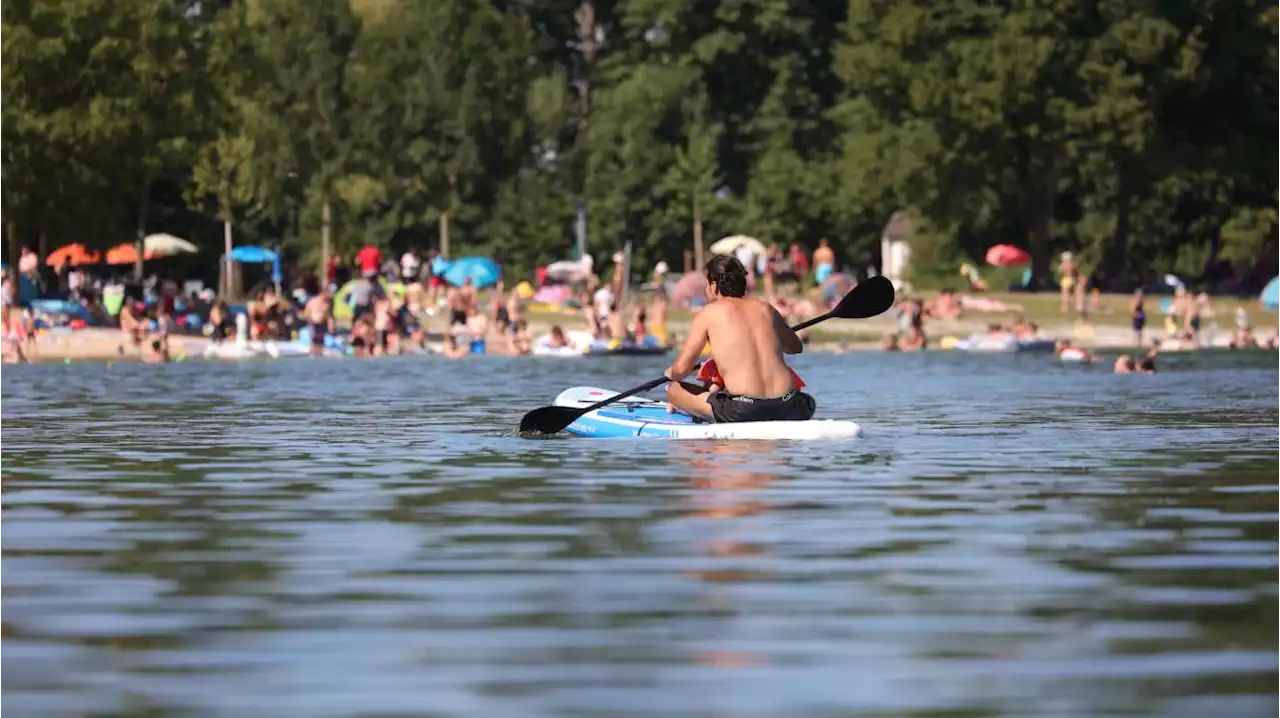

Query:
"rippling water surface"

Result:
[[3, 351, 1277, 717]]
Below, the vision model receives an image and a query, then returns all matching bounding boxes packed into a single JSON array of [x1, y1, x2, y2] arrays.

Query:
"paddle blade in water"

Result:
[[832, 275, 895, 319], [519, 406, 584, 436]]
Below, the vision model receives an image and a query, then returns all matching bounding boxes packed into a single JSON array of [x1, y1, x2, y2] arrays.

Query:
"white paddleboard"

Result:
[[553, 386, 862, 440]]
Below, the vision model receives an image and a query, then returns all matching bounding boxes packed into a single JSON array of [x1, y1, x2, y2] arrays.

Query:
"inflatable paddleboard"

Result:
[[553, 386, 861, 440]]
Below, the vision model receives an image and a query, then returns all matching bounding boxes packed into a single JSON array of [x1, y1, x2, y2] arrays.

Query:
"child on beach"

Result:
[[3, 305, 30, 363], [373, 298, 394, 356]]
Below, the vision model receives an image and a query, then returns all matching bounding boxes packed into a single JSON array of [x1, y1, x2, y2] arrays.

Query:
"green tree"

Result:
[[246, 0, 360, 275]]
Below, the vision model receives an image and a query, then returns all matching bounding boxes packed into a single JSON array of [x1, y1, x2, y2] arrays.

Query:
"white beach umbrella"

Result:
[[143, 233, 198, 256], [708, 234, 767, 258]]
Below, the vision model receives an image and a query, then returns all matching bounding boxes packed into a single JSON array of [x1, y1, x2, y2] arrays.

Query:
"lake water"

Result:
[[3, 351, 1277, 717]]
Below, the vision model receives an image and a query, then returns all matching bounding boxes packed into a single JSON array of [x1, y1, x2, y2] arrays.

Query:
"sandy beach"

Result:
[[12, 328, 211, 363], [11, 289, 1274, 364]]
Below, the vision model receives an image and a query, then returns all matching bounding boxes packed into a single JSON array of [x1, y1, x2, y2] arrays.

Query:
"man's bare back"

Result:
[[695, 298, 800, 397], [664, 255, 813, 423]]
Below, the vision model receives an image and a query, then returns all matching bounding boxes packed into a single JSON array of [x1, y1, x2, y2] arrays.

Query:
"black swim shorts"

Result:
[[707, 389, 816, 424]]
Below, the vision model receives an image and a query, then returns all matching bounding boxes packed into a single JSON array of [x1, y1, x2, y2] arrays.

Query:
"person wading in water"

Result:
[[662, 255, 815, 424]]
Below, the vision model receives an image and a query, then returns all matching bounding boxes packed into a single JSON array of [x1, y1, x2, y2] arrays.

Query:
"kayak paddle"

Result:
[[518, 275, 896, 436]]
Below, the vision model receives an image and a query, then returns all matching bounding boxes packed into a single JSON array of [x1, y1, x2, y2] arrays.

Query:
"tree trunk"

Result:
[[441, 172, 457, 259], [222, 219, 234, 297], [1100, 168, 1133, 291], [1026, 148, 1064, 287], [692, 195, 704, 271], [37, 229, 48, 293], [6, 221, 17, 271], [440, 209, 451, 260], [575, 2, 597, 124], [135, 182, 151, 282], [320, 194, 332, 285]]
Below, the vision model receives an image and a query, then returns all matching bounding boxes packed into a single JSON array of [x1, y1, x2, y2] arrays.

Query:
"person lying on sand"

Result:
[[663, 255, 814, 424]]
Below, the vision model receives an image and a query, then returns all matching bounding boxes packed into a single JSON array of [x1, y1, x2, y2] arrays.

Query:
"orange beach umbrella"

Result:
[[46, 243, 100, 267], [105, 243, 155, 265]]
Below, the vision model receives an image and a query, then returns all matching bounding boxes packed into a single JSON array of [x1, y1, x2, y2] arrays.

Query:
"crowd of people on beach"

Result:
[[3, 235, 1276, 367]]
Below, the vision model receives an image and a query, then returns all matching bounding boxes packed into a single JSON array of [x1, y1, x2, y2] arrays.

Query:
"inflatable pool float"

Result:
[[532, 329, 594, 357], [202, 339, 310, 360], [952, 334, 1055, 353], [584, 336, 670, 357]]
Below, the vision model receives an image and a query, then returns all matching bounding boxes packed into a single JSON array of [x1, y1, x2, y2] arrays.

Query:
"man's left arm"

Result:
[[665, 310, 708, 380]]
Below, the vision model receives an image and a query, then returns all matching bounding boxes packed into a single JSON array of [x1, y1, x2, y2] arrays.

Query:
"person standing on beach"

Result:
[[2, 271, 13, 311], [304, 288, 334, 356], [354, 245, 382, 280], [1059, 252, 1080, 313], [372, 298, 394, 356], [649, 290, 670, 347], [813, 239, 836, 286], [1130, 289, 1147, 345]]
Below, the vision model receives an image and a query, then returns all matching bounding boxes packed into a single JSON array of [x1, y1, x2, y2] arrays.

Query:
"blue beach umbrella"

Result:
[[1261, 276, 1279, 312], [430, 256, 451, 277], [442, 256, 501, 288]]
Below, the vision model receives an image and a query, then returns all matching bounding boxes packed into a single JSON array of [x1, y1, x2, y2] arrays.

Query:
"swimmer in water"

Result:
[[546, 325, 569, 348], [1114, 354, 1135, 374], [1055, 339, 1095, 363]]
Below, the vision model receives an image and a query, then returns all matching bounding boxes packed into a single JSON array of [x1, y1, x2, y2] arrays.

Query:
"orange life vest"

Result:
[[696, 358, 805, 391]]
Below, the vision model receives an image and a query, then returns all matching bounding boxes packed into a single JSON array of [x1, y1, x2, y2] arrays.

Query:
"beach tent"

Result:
[[440, 256, 501, 288], [1262, 276, 1279, 311], [227, 245, 282, 280], [226, 246, 282, 284], [333, 278, 406, 320]]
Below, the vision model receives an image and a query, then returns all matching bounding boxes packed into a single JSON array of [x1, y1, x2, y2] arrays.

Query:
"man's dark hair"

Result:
[[705, 255, 748, 298]]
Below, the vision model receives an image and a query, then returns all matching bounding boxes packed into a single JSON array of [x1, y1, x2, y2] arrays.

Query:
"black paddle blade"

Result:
[[831, 275, 896, 319], [519, 406, 585, 436]]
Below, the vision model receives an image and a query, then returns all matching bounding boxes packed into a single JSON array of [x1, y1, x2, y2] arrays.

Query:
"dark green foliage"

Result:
[[3, 0, 1274, 289]]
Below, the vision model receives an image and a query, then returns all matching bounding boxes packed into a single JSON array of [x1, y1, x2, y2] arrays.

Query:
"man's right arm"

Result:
[[771, 306, 803, 354]]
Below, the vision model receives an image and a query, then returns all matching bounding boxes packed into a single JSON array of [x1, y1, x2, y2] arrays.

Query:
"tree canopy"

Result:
[[3, 0, 1275, 290]]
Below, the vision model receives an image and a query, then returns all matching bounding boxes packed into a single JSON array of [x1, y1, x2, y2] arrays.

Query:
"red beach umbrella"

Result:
[[985, 244, 1031, 267]]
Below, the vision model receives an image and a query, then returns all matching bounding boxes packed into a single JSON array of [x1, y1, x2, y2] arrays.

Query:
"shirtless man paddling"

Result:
[[664, 256, 815, 424]]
